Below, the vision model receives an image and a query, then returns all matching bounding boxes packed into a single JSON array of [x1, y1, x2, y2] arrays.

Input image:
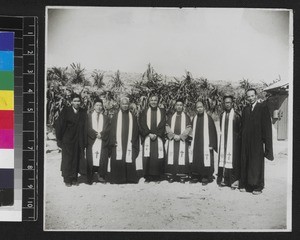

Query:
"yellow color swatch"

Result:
[[0, 90, 14, 110]]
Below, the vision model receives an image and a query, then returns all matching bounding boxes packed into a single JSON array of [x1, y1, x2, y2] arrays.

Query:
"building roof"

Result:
[[264, 80, 289, 92]]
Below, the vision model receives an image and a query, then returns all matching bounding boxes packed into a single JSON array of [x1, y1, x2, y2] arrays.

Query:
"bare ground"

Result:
[[44, 139, 289, 231]]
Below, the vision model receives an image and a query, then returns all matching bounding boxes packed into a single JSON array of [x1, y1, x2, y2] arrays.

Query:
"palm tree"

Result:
[[47, 66, 69, 86], [111, 70, 124, 91], [92, 69, 105, 88], [239, 78, 252, 91], [69, 62, 86, 85]]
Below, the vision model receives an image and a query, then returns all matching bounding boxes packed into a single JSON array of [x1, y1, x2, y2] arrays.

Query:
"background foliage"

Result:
[[47, 63, 272, 127]]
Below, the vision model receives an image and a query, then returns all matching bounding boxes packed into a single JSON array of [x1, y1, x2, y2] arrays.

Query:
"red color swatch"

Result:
[[0, 110, 14, 129]]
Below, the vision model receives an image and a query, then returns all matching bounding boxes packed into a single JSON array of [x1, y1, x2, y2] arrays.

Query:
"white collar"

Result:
[[251, 101, 257, 110], [72, 107, 78, 113]]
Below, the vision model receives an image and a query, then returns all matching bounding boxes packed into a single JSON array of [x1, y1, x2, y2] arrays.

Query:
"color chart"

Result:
[[0, 32, 14, 207], [0, 16, 38, 222]]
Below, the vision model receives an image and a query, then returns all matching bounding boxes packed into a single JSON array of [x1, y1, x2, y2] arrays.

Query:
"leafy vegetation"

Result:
[[47, 63, 270, 127]]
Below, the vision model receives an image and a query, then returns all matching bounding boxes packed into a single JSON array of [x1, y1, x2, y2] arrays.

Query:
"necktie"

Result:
[[97, 113, 100, 123]]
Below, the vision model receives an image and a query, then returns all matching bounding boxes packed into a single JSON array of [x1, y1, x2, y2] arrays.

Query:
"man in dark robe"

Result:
[[240, 88, 274, 195], [86, 98, 110, 184], [108, 97, 140, 184], [189, 101, 218, 185], [139, 95, 166, 183], [165, 99, 192, 183], [55, 93, 87, 187], [217, 95, 241, 189]]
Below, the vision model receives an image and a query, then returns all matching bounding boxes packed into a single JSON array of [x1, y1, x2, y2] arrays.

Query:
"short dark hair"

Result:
[[223, 95, 234, 101], [94, 97, 103, 105], [175, 98, 185, 104], [71, 93, 81, 101], [246, 88, 257, 95]]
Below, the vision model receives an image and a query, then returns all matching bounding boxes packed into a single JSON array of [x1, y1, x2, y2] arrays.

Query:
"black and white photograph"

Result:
[[44, 6, 293, 231]]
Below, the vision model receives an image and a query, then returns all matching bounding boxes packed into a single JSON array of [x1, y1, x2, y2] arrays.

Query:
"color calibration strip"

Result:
[[0, 16, 38, 221], [0, 31, 14, 207]]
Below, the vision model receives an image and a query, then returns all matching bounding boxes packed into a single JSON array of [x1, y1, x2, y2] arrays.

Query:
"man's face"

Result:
[[149, 96, 158, 108], [196, 102, 204, 114], [246, 90, 257, 105], [71, 97, 81, 109], [175, 102, 184, 113], [94, 102, 103, 113], [224, 97, 233, 112], [120, 99, 130, 111]]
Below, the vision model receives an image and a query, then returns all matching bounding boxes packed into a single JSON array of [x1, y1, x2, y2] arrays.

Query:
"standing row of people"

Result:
[[55, 88, 274, 195]]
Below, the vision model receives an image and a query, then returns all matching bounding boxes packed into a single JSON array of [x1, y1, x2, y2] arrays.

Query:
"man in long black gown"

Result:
[[86, 98, 110, 184], [189, 101, 218, 185], [139, 95, 166, 183], [240, 88, 274, 195], [55, 93, 87, 187], [165, 99, 191, 183], [217, 95, 241, 189], [108, 97, 140, 184]]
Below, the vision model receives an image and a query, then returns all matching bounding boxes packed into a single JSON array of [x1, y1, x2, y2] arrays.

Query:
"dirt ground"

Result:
[[44, 136, 290, 231]]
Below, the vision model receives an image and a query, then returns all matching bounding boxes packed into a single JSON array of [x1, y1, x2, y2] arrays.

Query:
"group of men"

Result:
[[55, 88, 274, 195]]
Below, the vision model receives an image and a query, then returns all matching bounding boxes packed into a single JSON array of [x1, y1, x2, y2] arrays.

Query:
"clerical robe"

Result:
[[240, 102, 274, 191], [190, 112, 217, 180], [55, 106, 87, 184], [108, 110, 140, 184], [86, 112, 110, 181], [139, 107, 166, 178], [217, 109, 241, 186], [165, 112, 191, 176]]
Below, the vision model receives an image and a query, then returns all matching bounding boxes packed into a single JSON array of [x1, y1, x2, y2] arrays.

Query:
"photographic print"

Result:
[[44, 6, 292, 231]]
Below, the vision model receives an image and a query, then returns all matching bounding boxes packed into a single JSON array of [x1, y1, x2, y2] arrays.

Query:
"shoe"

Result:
[[65, 182, 72, 187], [86, 179, 93, 185], [220, 181, 227, 187], [231, 180, 239, 189], [97, 174, 106, 183], [189, 179, 198, 184], [202, 178, 209, 186], [180, 178, 186, 184], [168, 178, 174, 183], [252, 190, 262, 195], [72, 180, 79, 186], [239, 188, 246, 192]]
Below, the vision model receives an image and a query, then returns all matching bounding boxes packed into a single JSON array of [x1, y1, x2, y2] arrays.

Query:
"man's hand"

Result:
[[174, 135, 180, 141], [149, 133, 157, 140]]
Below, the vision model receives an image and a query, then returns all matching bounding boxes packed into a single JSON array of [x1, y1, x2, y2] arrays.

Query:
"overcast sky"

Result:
[[47, 7, 291, 83]]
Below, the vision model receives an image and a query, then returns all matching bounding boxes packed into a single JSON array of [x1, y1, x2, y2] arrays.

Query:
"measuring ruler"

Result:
[[0, 16, 38, 221], [22, 17, 38, 221]]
